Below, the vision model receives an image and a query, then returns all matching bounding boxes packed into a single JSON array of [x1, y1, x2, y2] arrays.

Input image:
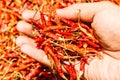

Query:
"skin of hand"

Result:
[[16, 1, 120, 80]]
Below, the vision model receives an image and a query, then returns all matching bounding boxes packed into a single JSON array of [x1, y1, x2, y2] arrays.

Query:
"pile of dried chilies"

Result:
[[0, 0, 120, 80]]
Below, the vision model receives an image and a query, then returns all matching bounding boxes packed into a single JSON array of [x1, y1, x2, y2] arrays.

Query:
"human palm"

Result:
[[16, 1, 120, 80]]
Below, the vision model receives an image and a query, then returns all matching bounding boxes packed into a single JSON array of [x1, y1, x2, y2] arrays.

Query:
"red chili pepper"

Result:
[[34, 36, 45, 43], [16, 64, 32, 71], [41, 31, 60, 40], [80, 56, 88, 71], [57, 31, 73, 36], [21, 71, 27, 77], [44, 43, 65, 79], [26, 68, 40, 80], [22, 58, 36, 64], [13, 27, 18, 33], [5, 50, 19, 58], [64, 64, 76, 80], [55, 47, 66, 57], [0, 19, 2, 27], [55, 54, 64, 59], [58, 2, 65, 8], [61, 18, 78, 27], [79, 38, 100, 48], [39, 71, 52, 76], [40, 12, 46, 27], [22, 2, 33, 10], [5, 53, 19, 58], [93, 0, 100, 2], [80, 23, 90, 30], [78, 40, 84, 48], [80, 61, 86, 71], [45, 12, 53, 26], [30, 18, 44, 29], [34, 36, 45, 48], [43, 25, 66, 31], [10, 62, 17, 67], [85, 39, 100, 48]]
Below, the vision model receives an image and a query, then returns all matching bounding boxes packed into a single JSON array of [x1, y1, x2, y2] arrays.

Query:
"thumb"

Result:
[[56, 1, 117, 22]]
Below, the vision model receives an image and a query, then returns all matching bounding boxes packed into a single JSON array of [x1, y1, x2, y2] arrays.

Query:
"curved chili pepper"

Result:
[[44, 43, 66, 79], [34, 36, 45, 48], [40, 12, 46, 28], [30, 18, 44, 29], [80, 56, 88, 71], [41, 31, 60, 40], [26, 68, 40, 80], [61, 18, 78, 27], [64, 64, 76, 80], [5, 53, 19, 59], [43, 25, 66, 31]]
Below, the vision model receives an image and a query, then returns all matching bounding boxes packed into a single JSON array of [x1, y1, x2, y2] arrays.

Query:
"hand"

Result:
[[16, 1, 120, 80]]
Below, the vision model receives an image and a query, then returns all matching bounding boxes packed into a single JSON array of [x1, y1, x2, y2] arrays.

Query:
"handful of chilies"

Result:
[[29, 1, 102, 80], [1, 0, 114, 80]]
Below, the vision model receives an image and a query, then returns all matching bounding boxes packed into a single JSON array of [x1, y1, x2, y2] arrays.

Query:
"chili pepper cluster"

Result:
[[30, 1, 102, 79], [0, 0, 120, 80]]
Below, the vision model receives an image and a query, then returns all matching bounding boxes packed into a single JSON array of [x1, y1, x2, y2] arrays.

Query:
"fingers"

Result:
[[17, 10, 41, 35], [16, 10, 51, 66], [21, 44, 50, 67], [22, 10, 40, 21], [16, 36, 36, 47], [17, 21, 33, 36], [17, 1, 116, 35], [56, 1, 118, 22], [16, 35, 50, 67], [56, 3, 97, 22], [56, 3, 99, 22]]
